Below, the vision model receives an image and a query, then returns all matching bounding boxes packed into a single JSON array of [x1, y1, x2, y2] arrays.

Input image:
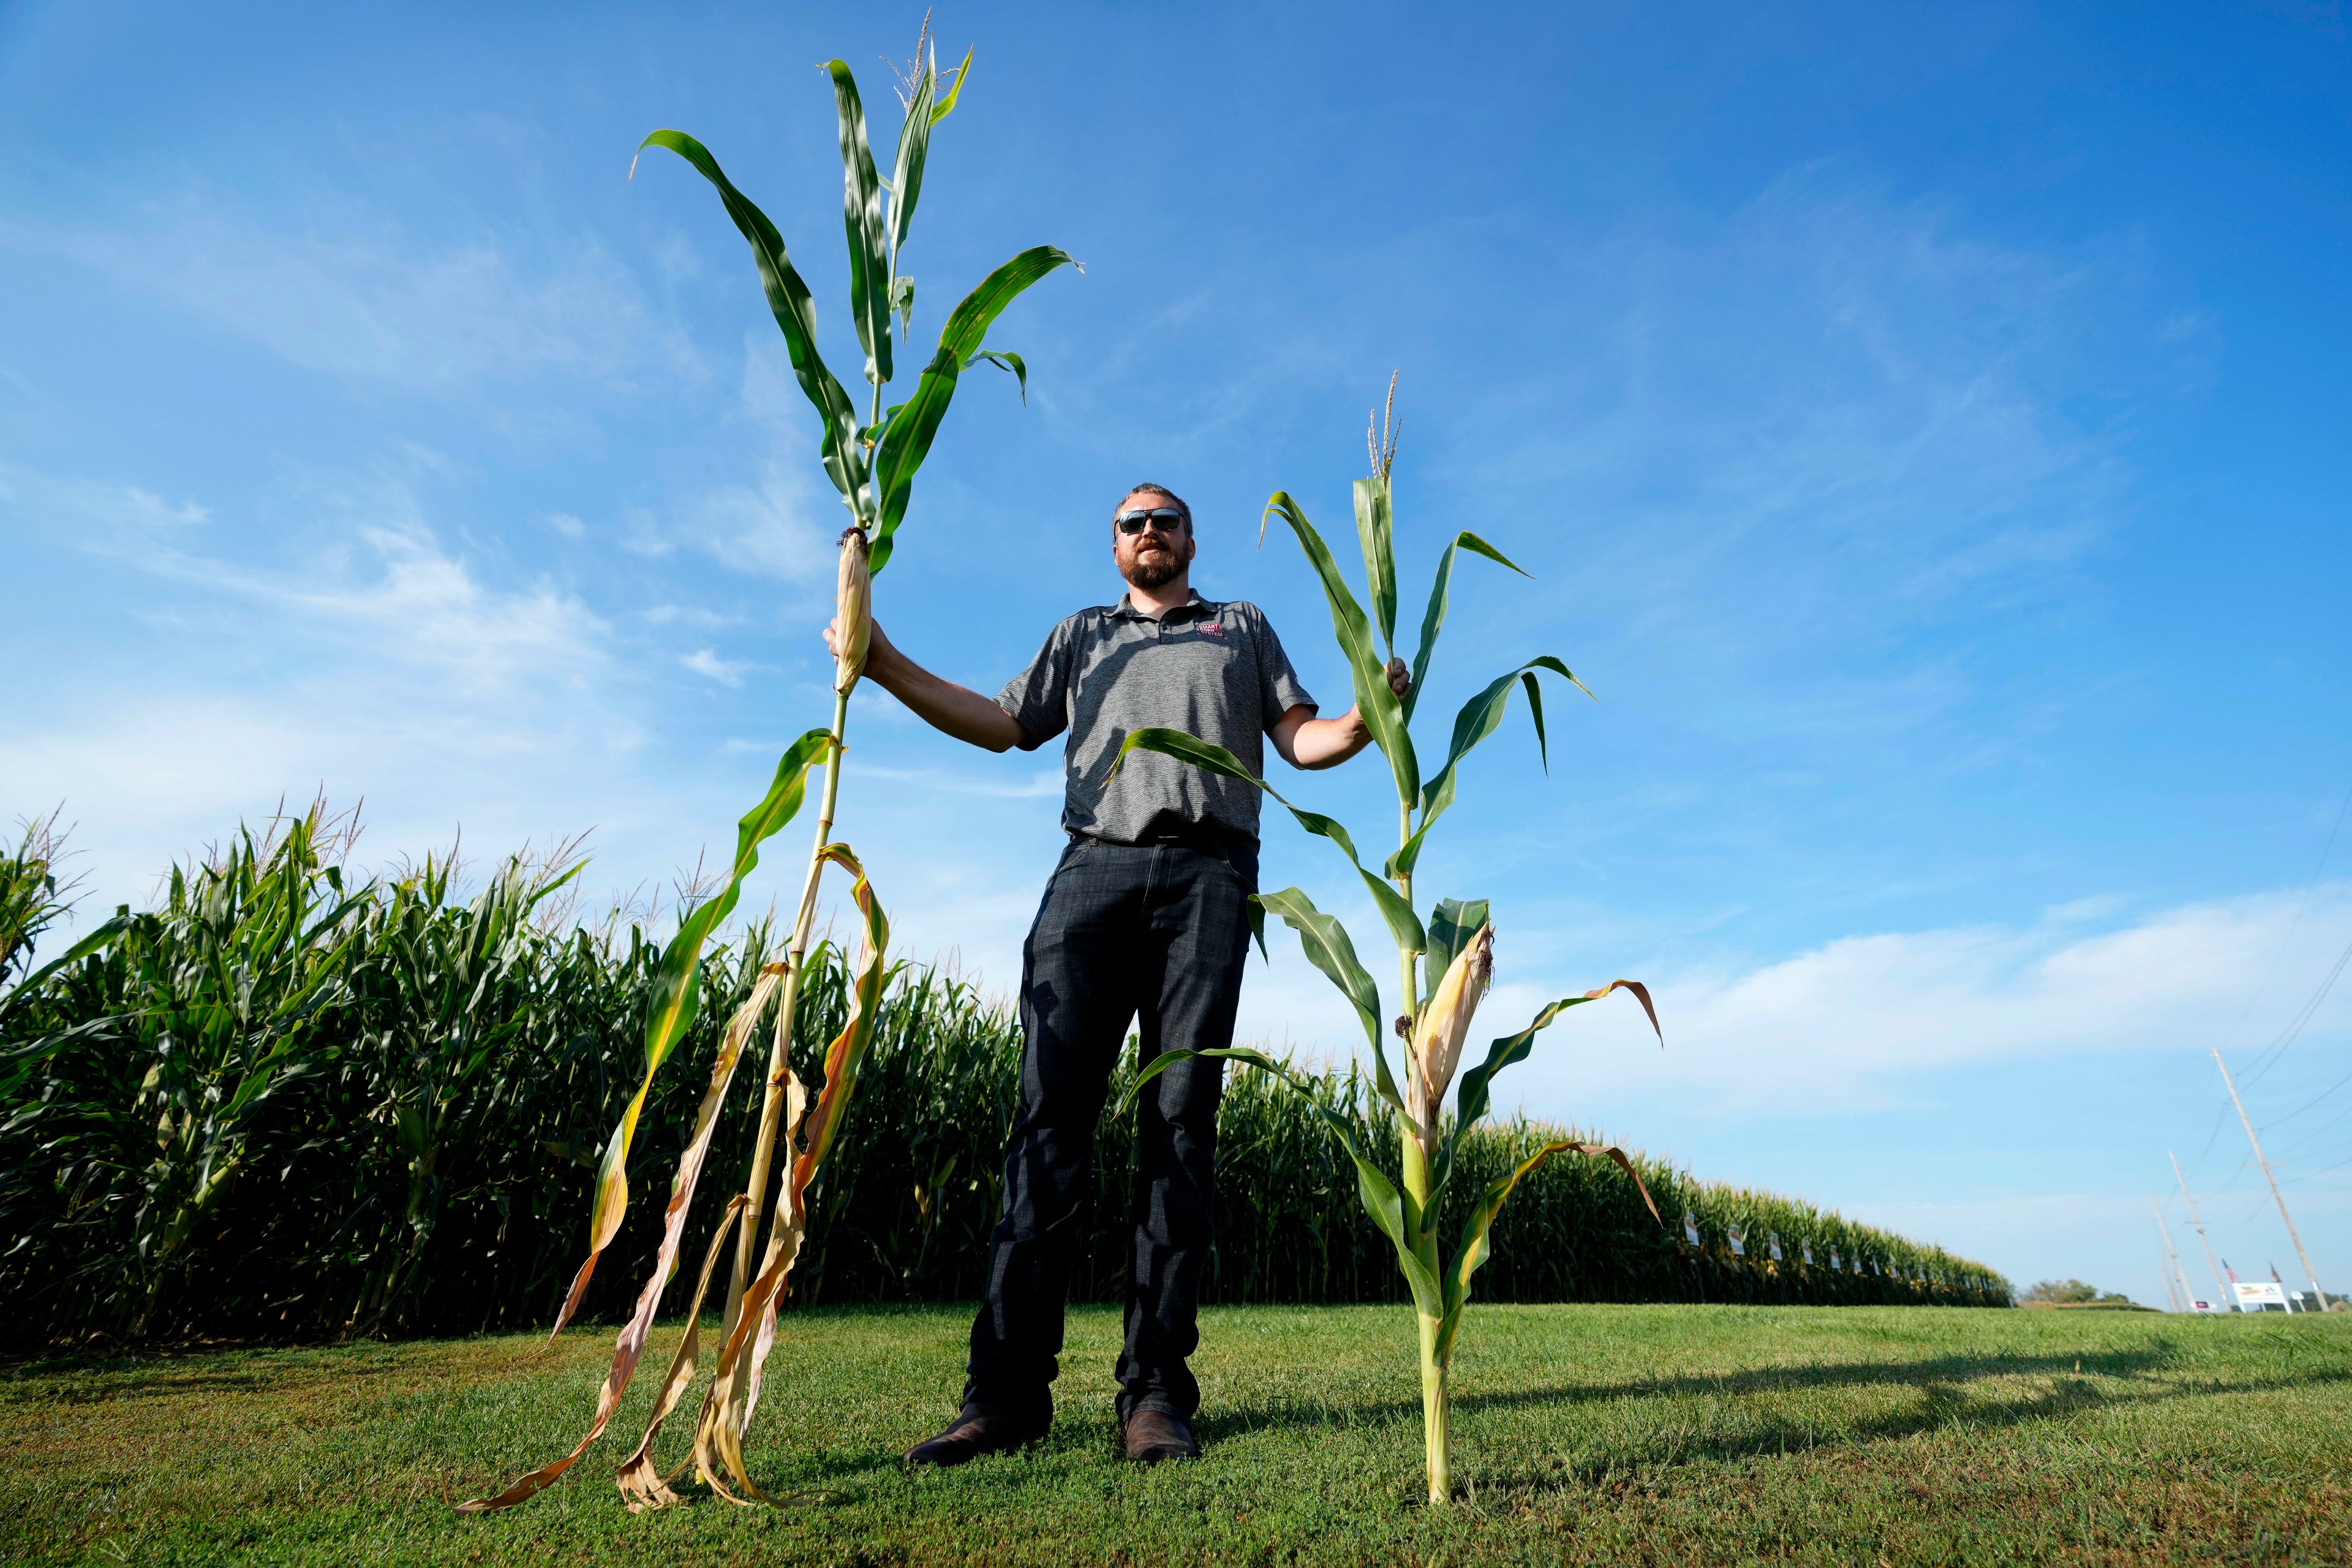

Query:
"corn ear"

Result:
[[1408, 922, 1491, 1137], [834, 528, 872, 694]]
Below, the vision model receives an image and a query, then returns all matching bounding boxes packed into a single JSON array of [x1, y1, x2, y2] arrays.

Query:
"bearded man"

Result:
[[827, 483, 1406, 1467]]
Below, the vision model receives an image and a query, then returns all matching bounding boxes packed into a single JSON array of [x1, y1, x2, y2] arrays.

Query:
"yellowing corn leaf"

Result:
[[458, 961, 790, 1512], [615, 1193, 747, 1512], [549, 734, 830, 1340], [693, 842, 889, 1502]]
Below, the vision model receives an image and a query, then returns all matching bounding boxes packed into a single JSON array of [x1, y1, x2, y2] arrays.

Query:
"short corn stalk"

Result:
[[462, 28, 1069, 1512], [1117, 382, 1663, 1504]]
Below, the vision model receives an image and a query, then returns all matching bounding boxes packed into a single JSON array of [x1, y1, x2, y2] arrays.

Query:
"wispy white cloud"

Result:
[[1483, 881, 2352, 1117], [0, 454, 645, 917], [0, 451, 614, 700], [682, 461, 833, 583], [0, 189, 695, 393], [641, 603, 744, 631], [1443, 168, 2209, 756], [681, 647, 755, 687], [0, 461, 211, 535]]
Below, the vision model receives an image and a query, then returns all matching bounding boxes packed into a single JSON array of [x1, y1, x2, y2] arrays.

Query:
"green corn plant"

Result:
[[463, 25, 1069, 1512], [97, 809, 371, 1338], [0, 803, 2010, 1348], [336, 847, 584, 1334], [1115, 382, 1664, 1504], [0, 808, 83, 990]]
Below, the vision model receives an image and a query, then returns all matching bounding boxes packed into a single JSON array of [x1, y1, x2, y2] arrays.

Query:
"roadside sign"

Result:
[[2232, 1281, 2290, 1312]]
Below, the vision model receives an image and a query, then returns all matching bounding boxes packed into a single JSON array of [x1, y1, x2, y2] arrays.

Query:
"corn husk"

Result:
[[1408, 922, 1491, 1137], [834, 528, 872, 695]]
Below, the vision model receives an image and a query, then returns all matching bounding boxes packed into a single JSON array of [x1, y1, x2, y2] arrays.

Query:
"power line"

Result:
[[2220, 778, 2352, 1066], [2191, 1101, 2233, 1171], [2241, 930, 2352, 1092], [2286, 1152, 2352, 1183], [2263, 1062, 2352, 1133]]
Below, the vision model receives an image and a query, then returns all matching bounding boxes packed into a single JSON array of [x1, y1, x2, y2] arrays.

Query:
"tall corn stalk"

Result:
[[1117, 380, 1663, 1504], [461, 26, 1071, 1512]]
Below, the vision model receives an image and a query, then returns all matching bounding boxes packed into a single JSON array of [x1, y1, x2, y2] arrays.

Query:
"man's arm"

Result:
[[1268, 658, 1411, 771], [826, 617, 1027, 753]]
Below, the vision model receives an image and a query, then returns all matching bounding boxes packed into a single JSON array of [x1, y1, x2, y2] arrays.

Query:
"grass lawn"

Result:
[[4, 1302, 2348, 1566]]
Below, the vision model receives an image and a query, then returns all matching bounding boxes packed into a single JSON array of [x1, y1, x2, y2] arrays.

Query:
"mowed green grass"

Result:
[[4, 1303, 2348, 1566]]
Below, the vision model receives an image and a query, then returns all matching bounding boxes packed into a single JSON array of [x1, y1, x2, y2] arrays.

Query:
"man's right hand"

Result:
[[824, 613, 900, 676]]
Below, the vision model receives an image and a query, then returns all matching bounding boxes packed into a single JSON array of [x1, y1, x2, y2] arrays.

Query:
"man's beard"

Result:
[[1121, 547, 1184, 589]]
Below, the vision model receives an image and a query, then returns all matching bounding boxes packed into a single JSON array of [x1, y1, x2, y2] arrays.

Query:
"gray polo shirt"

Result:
[[995, 591, 1317, 845]]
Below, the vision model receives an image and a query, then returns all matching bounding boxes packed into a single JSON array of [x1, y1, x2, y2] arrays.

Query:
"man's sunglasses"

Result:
[[1114, 508, 1187, 536]]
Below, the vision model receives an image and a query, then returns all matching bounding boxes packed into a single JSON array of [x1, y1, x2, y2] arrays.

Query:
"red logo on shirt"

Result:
[[1197, 621, 1226, 637]]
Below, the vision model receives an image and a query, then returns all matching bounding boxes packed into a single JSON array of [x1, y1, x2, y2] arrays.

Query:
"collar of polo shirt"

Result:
[[1109, 590, 1213, 623]]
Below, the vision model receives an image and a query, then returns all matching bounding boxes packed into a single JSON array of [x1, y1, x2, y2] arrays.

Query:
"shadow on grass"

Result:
[[1197, 1340, 2352, 1493]]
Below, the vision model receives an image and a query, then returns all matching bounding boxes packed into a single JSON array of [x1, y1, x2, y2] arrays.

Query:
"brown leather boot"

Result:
[[1123, 1408, 1200, 1464], [902, 1404, 1051, 1468]]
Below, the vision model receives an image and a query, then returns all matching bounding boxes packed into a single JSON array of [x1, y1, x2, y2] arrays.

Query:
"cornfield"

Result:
[[0, 806, 2010, 1355]]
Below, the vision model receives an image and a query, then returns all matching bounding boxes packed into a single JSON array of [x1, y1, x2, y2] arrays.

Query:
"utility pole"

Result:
[[2150, 1199, 2196, 1313], [2170, 1149, 2234, 1311], [2215, 1049, 2332, 1313]]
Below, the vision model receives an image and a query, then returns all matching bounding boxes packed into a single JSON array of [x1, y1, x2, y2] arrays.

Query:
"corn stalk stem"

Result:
[[1419, 1314, 1450, 1505], [1396, 799, 1419, 1025], [722, 686, 853, 1330], [1398, 1128, 1449, 1502]]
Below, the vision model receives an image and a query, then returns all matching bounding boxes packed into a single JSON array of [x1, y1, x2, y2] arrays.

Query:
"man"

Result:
[[828, 483, 1406, 1467]]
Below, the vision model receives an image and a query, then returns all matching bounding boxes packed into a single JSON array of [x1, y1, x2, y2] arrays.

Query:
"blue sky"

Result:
[[3, 0, 2347, 1308]]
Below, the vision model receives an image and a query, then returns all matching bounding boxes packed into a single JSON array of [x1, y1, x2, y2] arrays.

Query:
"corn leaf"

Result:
[[1254, 886, 1406, 1114], [1352, 477, 1398, 657], [1436, 979, 1660, 1204], [937, 245, 1079, 367], [869, 246, 1076, 573], [1112, 728, 1427, 956], [695, 843, 888, 1500], [869, 345, 957, 576], [1262, 492, 1419, 805], [824, 61, 892, 388], [884, 53, 937, 259], [1387, 657, 1595, 881], [967, 348, 1027, 403], [792, 843, 889, 1180], [615, 1193, 748, 1513], [1126, 1044, 1441, 1314], [0, 911, 128, 1031], [1434, 1137, 1660, 1363], [459, 963, 788, 1512], [1426, 898, 1489, 984], [551, 729, 831, 1337], [1404, 532, 1528, 722], [930, 45, 974, 126], [635, 130, 869, 519]]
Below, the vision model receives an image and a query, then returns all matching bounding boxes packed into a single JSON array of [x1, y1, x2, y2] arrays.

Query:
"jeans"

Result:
[[965, 832, 1258, 1426]]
